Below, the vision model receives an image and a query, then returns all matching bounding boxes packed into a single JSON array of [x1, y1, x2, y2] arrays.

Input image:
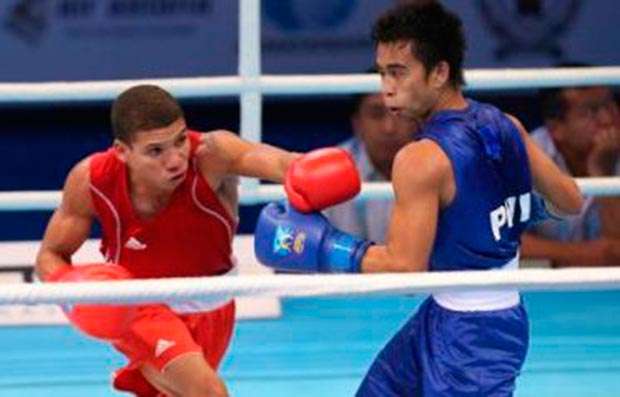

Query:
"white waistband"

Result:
[[432, 256, 520, 312], [169, 265, 238, 314]]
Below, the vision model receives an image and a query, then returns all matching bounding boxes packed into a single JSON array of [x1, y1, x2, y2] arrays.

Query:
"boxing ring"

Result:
[[2, 1, 620, 395]]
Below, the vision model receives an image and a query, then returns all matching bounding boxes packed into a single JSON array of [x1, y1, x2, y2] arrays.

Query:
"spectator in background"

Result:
[[521, 68, 620, 267], [323, 82, 419, 242]]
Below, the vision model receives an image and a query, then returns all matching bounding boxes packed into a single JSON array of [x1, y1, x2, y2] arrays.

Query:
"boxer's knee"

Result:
[[159, 352, 229, 397]]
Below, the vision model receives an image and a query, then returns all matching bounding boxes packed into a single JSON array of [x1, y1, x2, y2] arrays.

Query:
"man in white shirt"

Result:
[[522, 81, 620, 266], [323, 88, 419, 242]]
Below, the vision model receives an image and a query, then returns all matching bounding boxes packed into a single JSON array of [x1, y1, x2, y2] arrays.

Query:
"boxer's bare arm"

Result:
[[508, 115, 583, 215], [35, 158, 95, 280], [197, 130, 299, 188]]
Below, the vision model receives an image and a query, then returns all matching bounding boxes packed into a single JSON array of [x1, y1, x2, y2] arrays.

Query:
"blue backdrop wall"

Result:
[[1, 0, 618, 240]]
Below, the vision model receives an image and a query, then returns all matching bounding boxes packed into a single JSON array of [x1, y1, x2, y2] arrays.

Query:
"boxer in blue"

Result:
[[255, 2, 584, 396]]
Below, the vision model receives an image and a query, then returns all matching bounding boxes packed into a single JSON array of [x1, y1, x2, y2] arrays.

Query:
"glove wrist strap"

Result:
[[322, 231, 372, 273]]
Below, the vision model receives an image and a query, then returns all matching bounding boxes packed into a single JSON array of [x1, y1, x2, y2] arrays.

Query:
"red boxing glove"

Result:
[[46, 263, 135, 341], [285, 148, 361, 212]]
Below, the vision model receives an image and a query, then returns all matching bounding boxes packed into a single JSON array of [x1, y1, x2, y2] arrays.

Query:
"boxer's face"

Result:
[[376, 40, 445, 121], [116, 118, 190, 192]]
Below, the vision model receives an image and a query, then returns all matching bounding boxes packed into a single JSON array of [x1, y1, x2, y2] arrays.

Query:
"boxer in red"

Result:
[[35, 84, 359, 397]]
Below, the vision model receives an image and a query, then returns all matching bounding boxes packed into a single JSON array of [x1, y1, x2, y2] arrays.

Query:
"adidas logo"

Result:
[[124, 236, 147, 250], [155, 339, 176, 357]]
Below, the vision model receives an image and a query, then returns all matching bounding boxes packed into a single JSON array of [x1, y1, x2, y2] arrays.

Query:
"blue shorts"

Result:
[[356, 297, 529, 397]]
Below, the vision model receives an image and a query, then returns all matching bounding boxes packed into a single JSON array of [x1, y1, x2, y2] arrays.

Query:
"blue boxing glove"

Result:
[[529, 192, 564, 226], [254, 201, 372, 273]]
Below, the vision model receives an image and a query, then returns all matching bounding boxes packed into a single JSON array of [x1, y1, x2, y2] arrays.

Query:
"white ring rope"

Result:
[[0, 177, 618, 210], [2, 267, 620, 306], [1, 67, 620, 104]]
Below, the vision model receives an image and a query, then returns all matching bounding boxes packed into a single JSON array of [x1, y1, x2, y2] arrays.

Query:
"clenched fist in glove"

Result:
[[285, 148, 361, 212]]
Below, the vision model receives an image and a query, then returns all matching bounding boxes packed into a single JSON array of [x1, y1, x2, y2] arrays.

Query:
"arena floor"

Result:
[[1, 291, 619, 396]]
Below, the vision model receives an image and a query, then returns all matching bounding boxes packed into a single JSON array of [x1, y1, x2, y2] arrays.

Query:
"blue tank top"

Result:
[[417, 99, 534, 271]]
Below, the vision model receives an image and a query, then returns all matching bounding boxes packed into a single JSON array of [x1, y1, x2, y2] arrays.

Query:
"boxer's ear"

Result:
[[428, 60, 450, 89], [114, 139, 130, 163]]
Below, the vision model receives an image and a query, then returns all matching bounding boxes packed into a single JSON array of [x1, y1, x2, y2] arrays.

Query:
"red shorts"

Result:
[[112, 300, 235, 396]]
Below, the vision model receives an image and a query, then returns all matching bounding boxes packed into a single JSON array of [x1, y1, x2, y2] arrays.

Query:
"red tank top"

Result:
[[89, 131, 235, 279]]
